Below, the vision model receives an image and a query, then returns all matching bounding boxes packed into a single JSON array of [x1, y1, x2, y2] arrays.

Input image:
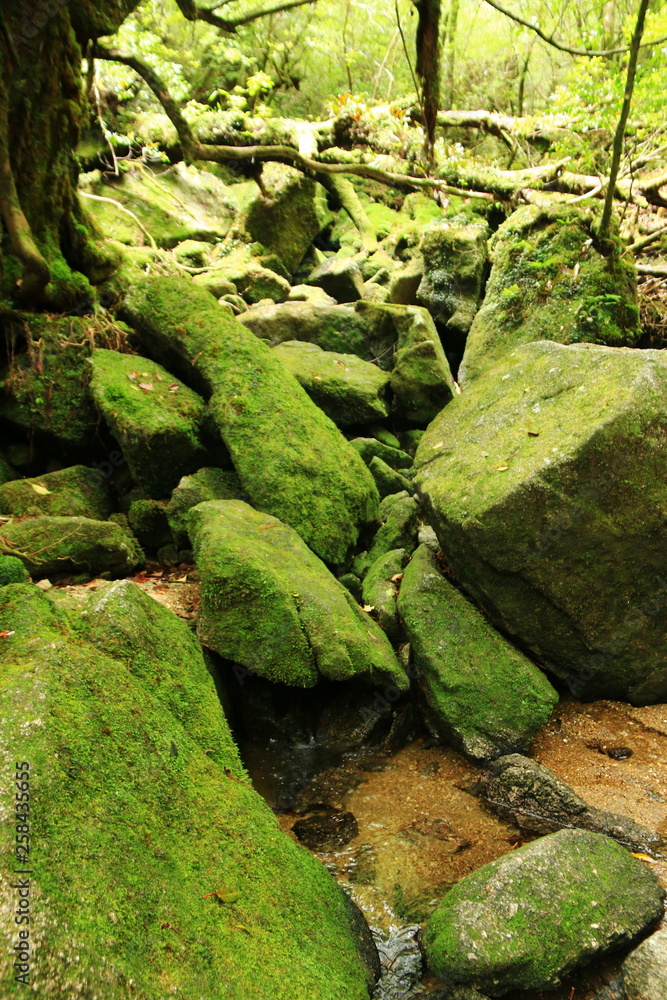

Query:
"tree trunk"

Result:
[[0, 0, 140, 311]]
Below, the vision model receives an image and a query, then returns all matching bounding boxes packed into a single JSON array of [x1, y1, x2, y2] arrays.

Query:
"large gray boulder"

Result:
[[398, 545, 557, 762], [423, 829, 665, 995], [415, 340, 667, 704]]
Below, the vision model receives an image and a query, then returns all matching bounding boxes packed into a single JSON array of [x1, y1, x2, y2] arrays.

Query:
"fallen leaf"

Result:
[[390, 573, 403, 583], [30, 483, 51, 495], [0, 630, 15, 638], [173, 574, 188, 583], [362, 604, 375, 613], [168, 384, 179, 392], [496, 465, 509, 471], [230, 924, 253, 935], [527, 431, 540, 437], [632, 853, 656, 863], [139, 383, 154, 391], [203, 886, 242, 903]]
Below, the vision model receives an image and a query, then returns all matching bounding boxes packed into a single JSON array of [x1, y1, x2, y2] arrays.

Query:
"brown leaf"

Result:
[[139, 383, 155, 391], [390, 573, 403, 583], [496, 465, 509, 471], [168, 384, 179, 392]]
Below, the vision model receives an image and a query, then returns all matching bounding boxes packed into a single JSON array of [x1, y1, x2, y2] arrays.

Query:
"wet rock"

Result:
[[0, 584, 378, 1000], [348, 843, 378, 885], [0, 555, 30, 586], [416, 222, 488, 336], [307, 256, 365, 302], [368, 492, 419, 563], [622, 927, 667, 1000], [423, 829, 665, 995], [90, 348, 209, 498], [272, 340, 391, 426], [0, 516, 143, 579], [189, 499, 407, 689], [362, 548, 405, 640], [415, 340, 667, 704], [369, 457, 413, 498], [398, 545, 558, 763], [459, 205, 640, 384], [390, 305, 457, 423], [0, 465, 113, 520], [167, 467, 245, 546], [292, 810, 359, 849], [475, 754, 665, 856], [123, 277, 380, 564]]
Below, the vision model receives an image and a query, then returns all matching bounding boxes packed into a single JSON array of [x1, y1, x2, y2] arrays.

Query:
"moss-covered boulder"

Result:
[[0, 516, 143, 578], [189, 499, 407, 689], [398, 545, 557, 762], [415, 340, 667, 704], [307, 256, 365, 302], [389, 306, 457, 423], [459, 205, 640, 383], [197, 248, 290, 304], [368, 456, 413, 498], [350, 437, 413, 470], [0, 554, 29, 585], [167, 467, 245, 546], [367, 491, 419, 563], [417, 221, 488, 339], [0, 465, 113, 520], [273, 341, 391, 426], [127, 499, 172, 549], [362, 548, 405, 640], [78, 580, 245, 776], [423, 828, 664, 994], [0, 584, 379, 999], [90, 349, 209, 498], [122, 277, 380, 564]]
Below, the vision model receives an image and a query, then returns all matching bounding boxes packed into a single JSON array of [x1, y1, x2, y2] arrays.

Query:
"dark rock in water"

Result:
[[293, 767, 364, 814], [188, 499, 406, 689], [415, 340, 667, 704], [307, 256, 365, 302], [293, 810, 359, 849], [423, 828, 665, 995], [622, 927, 667, 1000], [272, 340, 391, 426], [398, 545, 557, 763], [123, 277, 380, 564], [475, 754, 665, 856], [0, 515, 143, 579], [90, 348, 209, 498], [0, 465, 113, 520], [458, 205, 639, 384]]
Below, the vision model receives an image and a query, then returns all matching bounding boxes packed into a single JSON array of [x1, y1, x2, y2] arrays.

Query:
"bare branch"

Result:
[[176, 0, 318, 30], [483, 0, 667, 58]]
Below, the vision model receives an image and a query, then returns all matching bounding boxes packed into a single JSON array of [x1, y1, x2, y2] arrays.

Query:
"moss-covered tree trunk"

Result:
[[0, 0, 139, 310]]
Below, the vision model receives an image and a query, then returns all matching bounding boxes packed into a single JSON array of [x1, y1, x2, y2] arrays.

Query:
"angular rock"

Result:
[[0, 465, 113, 520], [197, 248, 290, 303], [122, 277, 380, 564], [167, 466, 245, 546], [350, 437, 413, 470], [390, 306, 457, 423], [90, 348, 209, 498], [288, 283, 337, 305], [307, 256, 365, 302], [459, 205, 640, 383], [476, 754, 665, 856], [389, 258, 424, 305], [398, 545, 558, 762], [0, 516, 143, 578], [622, 927, 667, 1000], [368, 491, 419, 563], [0, 554, 30, 585], [362, 548, 405, 640], [239, 301, 383, 361], [173, 238, 215, 267], [417, 221, 488, 338], [423, 828, 665, 995], [127, 499, 172, 549], [369, 456, 413, 498], [0, 584, 379, 1000], [189, 499, 407, 690], [415, 340, 667, 704], [272, 341, 391, 426]]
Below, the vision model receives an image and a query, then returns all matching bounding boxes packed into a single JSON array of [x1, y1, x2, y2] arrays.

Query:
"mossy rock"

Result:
[[0, 316, 106, 455], [173, 239, 215, 267], [368, 491, 419, 564], [122, 277, 380, 564], [0, 554, 29, 585], [389, 306, 457, 423], [423, 829, 664, 994], [416, 221, 488, 338], [198, 248, 290, 303], [368, 456, 413, 498], [415, 340, 667, 704], [77, 579, 245, 777], [361, 548, 405, 641], [189, 499, 407, 690], [459, 205, 640, 383], [272, 341, 391, 426], [307, 256, 365, 303], [350, 437, 413, 470], [127, 499, 172, 549], [90, 349, 209, 499], [0, 465, 113, 519], [167, 467, 245, 547], [0, 584, 379, 999], [0, 516, 143, 579]]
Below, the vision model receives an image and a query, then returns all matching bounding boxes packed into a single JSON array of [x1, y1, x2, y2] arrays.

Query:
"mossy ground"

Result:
[[0, 584, 376, 1000]]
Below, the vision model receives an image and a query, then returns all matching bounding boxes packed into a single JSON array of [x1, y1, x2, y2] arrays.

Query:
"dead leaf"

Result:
[[496, 465, 509, 471], [168, 384, 179, 392], [390, 573, 403, 583], [203, 886, 242, 903], [139, 383, 155, 391], [0, 630, 15, 638], [230, 924, 253, 935], [632, 852, 656, 863], [362, 604, 375, 613], [30, 483, 51, 495], [173, 574, 188, 583], [527, 431, 540, 437]]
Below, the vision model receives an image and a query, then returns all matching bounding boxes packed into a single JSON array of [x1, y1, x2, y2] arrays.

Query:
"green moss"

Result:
[[203, 248, 291, 303], [0, 555, 30, 585], [389, 306, 457, 424], [90, 349, 209, 498], [122, 277, 381, 564], [361, 548, 405, 641], [0, 584, 376, 999], [349, 437, 413, 470], [127, 499, 172, 550], [460, 205, 641, 383], [0, 516, 144, 579], [416, 222, 488, 336], [189, 499, 407, 690], [0, 465, 113, 519], [368, 457, 413, 498], [368, 492, 419, 563], [167, 467, 245, 547]]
